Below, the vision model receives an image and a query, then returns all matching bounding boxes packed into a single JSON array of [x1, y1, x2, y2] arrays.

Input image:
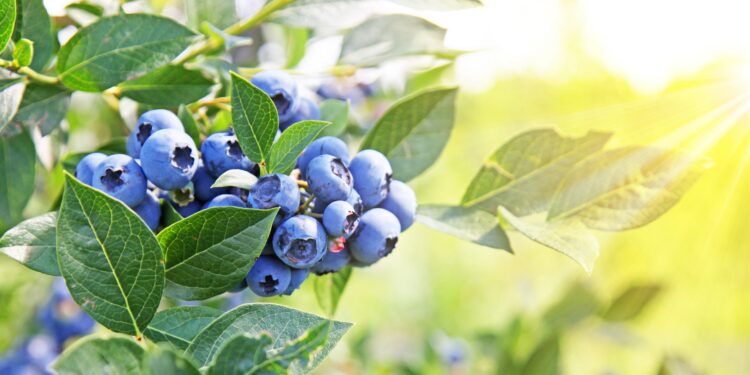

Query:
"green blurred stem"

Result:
[[0, 59, 59, 85]]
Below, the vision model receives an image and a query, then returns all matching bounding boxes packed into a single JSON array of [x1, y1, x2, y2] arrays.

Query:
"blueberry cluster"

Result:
[[74, 71, 416, 299]]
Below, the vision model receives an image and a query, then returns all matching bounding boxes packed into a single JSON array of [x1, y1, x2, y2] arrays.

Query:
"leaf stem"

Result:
[[0, 59, 60, 85]]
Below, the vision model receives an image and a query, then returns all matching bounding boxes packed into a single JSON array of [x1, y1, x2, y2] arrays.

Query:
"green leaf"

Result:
[[285, 27, 309, 68], [462, 129, 612, 216], [318, 99, 349, 137], [57, 14, 196, 92], [273, 0, 379, 29], [159, 207, 277, 300], [11, 83, 70, 136], [360, 87, 456, 181], [64, 2, 104, 17], [0, 212, 59, 276], [52, 335, 146, 375], [0, 130, 35, 230], [178, 104, 202, 146], [144, 306, 223, 351], [542, 281, 600, 333], [230, 72, 279, 163], [500, 207, 598, 273], [12, 38, 32, 67], [520, 335, 560, 375], [314, 266, 351, 316], [416, 204, 511, 251], [57, 173, 165, 335], [268, 120, 329, 175], [119, 65, 214, 106], [0, 78, 26, 136], [602, 284, 662, 322], [405, 62, 453, 94], [185, 0, 237, 30], [257, 322, 331, 372], [547, 147, 711, 231], [15, 0, 56, 71], [143, 345, 201, 375], [160, 199, 184, 228], [212, 169, 258, 190], [186, 303, 352, 373], [340, 14, 447, 66], [0, 0, 15, 52], [207, 333, 275, 375]]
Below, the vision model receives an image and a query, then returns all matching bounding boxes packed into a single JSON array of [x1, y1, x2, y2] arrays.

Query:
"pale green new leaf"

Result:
[[230, 72, 279, 163], [416, 204, 511, 251], [144, 306, 223, 351], [314, 266, 352, 316], [0, 212, 59, 276], [268, 120, 329, 175], [52, 335, 145, 375], [212, 169, 258, 190]]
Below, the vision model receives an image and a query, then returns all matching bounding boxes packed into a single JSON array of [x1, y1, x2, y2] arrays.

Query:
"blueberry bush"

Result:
[[0, 0, 710, 373]]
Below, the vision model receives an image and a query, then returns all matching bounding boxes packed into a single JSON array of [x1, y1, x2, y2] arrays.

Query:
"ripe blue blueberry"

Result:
[[323, 201, 359, 238], [280, 95, 320, 131], [346, 189, 364, 215], [246, 255, 292, 297], [92, 154, 147, 207], [173, 200, 202, 217], [283, 268, 309, 295], [202, 194, 246, 209], [75, 152, 107, 186], [311, 245, 351, 275], [349, 149, 393, 209], [140, 129, 198, 190], [348, 208, 400, 265], [297, 136, 350, 179], [251, 70, 299, 123], [126, 109, 183, 158], [248, 173, 300, 215], [273, 215, 327, 268], [201, 130, 255, 177], [378, 180, 417, 230], [306, 154, 353, 204], [38, 279, 95, 346], [192, 163, 229, 201], [132, 190, 161, 231]]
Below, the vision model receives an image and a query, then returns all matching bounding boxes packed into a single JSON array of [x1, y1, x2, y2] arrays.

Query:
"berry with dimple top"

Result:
[[92, 154, 147, 207], [248, 173, 300, 216], [126, 109, 183, 158], [132, 190, 160, 231], [192, 163, 229, 201], [348, 208, 400, 265], [349, 149, 393, 209], [75, 152, 107, 186], [201, 130, 256, 177], [323, 201, 359, 238], [306, 154, 353, 204], [140, 129, 198, 190], [378, 180, 417, 230], [280, 95, 320, 131], [273, 215, 327, 268], [246, 255, 291, 297], [283, 268, 309, 295], [297, 136, 350, 179], [251, 70, 299, 123], [202, 194, 246, 209], [311, 243, 351, 275]]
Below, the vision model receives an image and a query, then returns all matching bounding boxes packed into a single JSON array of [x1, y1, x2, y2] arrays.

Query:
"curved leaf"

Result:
[[0, 78, 26, 137], [11, 83, 70, 136], [416, 204, 511, 251], [14, 0, 56, 71], [0, 0, 15, 52], [268, 120, 329, 175], [145, 306, 223, 351], [314, 266, 351, 316], [0, 212, 59, 276], [52, 335, 145, 375]]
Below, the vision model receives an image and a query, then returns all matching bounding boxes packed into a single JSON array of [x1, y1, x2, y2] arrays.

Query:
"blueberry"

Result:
[[92, 154, 147, 207], [297, 136, 350, 179], [349, 149, 392, 209], [378, 180, 417, 230], [38, 279, 95, 346], [192, 163, 229, 201], [132, 190, 161, 231], [201, 131, 256, 177], [283, 268, 309, 295], [140, 129, 198, 190], [75, 152, 107, 186], [346, 189, 364, 216], [173, 200, 202, 217], [251, 71, 299, 123], [311, 245, 351, 275], [248, 173, 300, 216], [323, 201, 359, 238], [306, 154, 353, 204], [126, 109, 183, 158], [273, 215, 327, 268], [203, 194, 246, 209], [280, 95, 320, 131], [246, 255, 291, 297], [348, 208, 400, 265]]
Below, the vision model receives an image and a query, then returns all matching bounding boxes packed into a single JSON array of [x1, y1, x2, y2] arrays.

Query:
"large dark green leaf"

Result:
[[314, 266, 351, 316], [268, 120, 329, 175], [158, 207, 277, 300], [416, 204, 511, 251], [0, 212, 59, 276], [0, 0, 15, 51], [119, 65, 214, 106], [0, 129, 35, 231], [57, 14, 196, 92], [14, 0, 55, 71], [230, 72, 278, 164], [57, 173, 164, 335], [11, 83, 70, 136], [360, 87, 456, 181], [52, 335, 145, 375], [144, 306, 223, 351], [0, 78, 26, 136]]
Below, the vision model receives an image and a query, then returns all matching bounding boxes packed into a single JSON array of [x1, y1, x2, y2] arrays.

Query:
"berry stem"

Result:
[[296, 180, 308, 189], [189, 96, 231, 112], [298, 193, 315, 213], [0, 59, 60, 85], [307, 212, 322, 219]]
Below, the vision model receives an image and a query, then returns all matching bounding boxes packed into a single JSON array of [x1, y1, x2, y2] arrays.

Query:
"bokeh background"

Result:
[[3, 0, 750, 374]]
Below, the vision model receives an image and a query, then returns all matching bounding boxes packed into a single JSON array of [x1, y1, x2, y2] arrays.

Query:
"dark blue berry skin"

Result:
[[283, 268, 309, 295], [297, 136, 350, 179], [311, 246, 351, 275], [349, 149, 393, 209], [92, 154, 147, 207], [202, 194, 246, 209], [201, 131, 256, 177], [246, 255, 292, 297], [323, 201, 359, 238], [126, 109, 183, 158], [348, 208, 400, 265], [173, 200, 202, 217], [280, 95, 320, 131], [140, 129, 199, 190], [378, 180, 417, 231], [347, 189, 364, 215], [75, 152, 107, 186], [38, 279, 95, 346], [0, 335, 58, 373], [251, 71, 299, 123], [273, 215, 327, 269], [192, 163, 229, 201], [248, 173, 300, 216], [306, 155, 353, 204], [133, 190, 161, 231]]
